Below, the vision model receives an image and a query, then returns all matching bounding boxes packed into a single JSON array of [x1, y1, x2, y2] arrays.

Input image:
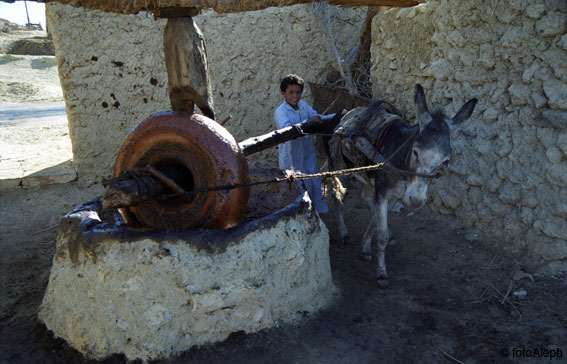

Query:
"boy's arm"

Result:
[[274, 107, 293, 129], [303, 101, 335, 123], [303, 102, 319, 122]]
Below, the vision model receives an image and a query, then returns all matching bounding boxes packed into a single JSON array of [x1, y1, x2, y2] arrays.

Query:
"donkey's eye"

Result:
[[443, 160, 450, 167]]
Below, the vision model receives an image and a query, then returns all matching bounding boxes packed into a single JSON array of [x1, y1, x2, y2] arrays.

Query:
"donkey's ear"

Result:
[[414, 84, 432, 127], [452, 98, 478, 125]]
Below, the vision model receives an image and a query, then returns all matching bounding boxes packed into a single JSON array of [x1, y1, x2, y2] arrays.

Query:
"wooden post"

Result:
[[163, 17, 215, 119]]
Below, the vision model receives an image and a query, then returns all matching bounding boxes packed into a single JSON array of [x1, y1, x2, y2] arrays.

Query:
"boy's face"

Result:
[[281, 84, 303, 108]]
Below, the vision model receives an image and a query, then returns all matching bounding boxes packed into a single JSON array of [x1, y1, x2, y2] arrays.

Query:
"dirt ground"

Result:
[[1, 22, 566, 364], [1, 179, 566, 364]]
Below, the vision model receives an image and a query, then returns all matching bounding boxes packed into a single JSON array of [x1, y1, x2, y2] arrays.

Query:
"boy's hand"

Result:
[[308, 115, 322, 123]]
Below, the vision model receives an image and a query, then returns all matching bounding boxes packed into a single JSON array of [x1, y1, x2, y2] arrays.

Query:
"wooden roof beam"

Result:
[[1, 0, 419, 17]]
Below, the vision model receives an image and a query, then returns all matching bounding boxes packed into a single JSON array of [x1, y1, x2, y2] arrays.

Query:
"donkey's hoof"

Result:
[[377, 276, 389, 289], [388, 236, 397, 246], [362, 253, 372, 262]]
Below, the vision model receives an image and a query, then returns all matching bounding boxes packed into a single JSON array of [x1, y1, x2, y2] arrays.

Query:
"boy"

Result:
[[274, 74, 335, 214]]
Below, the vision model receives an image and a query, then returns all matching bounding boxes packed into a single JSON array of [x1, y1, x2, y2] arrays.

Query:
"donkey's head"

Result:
[[403, 84, 477, 209]]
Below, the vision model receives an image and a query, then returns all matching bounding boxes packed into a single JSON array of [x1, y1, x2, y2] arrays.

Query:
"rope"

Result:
[[161, 127, 440, 199], [162, 160, 440, 200], [105, 123, 440, 202]]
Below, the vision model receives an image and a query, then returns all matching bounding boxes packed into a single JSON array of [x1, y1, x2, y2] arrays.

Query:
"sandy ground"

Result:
[[1, 27, 566, 364], [0, 28, 74, 188], [0, 54, 62, 103]]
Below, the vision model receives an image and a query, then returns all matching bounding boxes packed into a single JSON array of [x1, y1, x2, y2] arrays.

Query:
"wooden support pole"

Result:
[[163, 17, 215, 119]]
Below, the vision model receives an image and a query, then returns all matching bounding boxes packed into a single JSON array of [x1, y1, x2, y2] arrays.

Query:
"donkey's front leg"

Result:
[[335, 200, 349, 244], [375, 195, 390, 288]]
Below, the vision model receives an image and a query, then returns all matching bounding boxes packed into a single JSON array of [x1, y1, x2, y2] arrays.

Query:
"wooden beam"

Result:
[[163, 17, 215, 119], [238, 111, 345, 156], [22, 0, 420, 16]]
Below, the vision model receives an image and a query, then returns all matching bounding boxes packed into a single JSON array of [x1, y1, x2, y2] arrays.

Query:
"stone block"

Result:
[[498, 183, 521, 204], [440, 190, 461, 210], [557, 133, 567, 155], [425, 59, 451, 80], [465, 174, 482, 187], [21, 160, 77, 187], [508, 84, 531, 105], [546, 146, 564, 164], [486, 176, 502, 193], [0, 177, 22, 189], [560, 34, 567, 52], [537, 127, 557, 148], [545, 161, 567, 186], [543, 80, 567, 110], [535, 12, 567, 38], [0, 159, 23, 189], [521, 61, 540, 83], [540, 216, 567, 240], [477, 45, 495, 69], [500, 26, 523, 48], [544, 48, 567, 81], [482, 107, 500, 122], [542, 109, 567, 129], [524, 4, 546, 20], [553, 203, 567, 218], [520, 207, 534, 225], [532, 91, 548, 109]]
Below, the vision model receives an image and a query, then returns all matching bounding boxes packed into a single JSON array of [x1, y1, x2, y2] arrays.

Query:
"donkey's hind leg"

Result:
[[361, 214, 376, 261], [375, 196, 390, 289]]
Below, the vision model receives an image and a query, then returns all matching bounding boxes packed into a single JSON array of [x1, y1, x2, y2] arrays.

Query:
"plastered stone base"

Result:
[[38, 191, 336, 361]]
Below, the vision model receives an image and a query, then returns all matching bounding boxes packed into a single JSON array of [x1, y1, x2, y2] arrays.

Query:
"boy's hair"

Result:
[[280, 74, 304, 92]]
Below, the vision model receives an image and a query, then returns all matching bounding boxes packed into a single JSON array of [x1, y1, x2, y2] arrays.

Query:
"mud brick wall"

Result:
[[370, 0, 567, 271], [45, 3, 364, 184]]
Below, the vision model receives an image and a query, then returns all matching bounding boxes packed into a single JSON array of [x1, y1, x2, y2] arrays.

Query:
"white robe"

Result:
[[274, 100, 334, 214]]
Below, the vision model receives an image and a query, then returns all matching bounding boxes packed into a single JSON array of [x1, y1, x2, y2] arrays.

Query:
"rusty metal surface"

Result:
[[113, 111, 249, 230]]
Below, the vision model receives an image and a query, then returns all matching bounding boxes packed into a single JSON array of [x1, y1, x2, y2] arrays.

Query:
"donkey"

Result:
[[324, 84, 477, 288]]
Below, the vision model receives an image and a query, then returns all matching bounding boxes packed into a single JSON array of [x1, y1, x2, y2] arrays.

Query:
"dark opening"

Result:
[[152, 159, 195, 207]]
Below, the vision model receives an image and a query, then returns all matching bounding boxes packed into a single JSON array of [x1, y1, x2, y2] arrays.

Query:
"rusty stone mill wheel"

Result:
[[113, 111, 250, 230]]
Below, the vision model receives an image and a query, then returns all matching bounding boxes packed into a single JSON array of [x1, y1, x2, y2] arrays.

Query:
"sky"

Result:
[[0, 1, 46, 29]]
